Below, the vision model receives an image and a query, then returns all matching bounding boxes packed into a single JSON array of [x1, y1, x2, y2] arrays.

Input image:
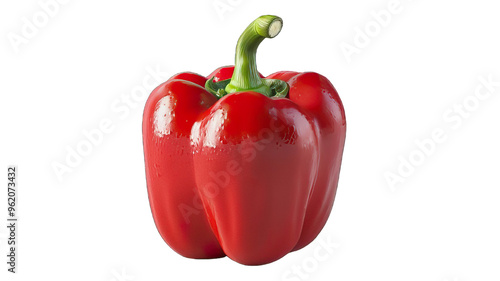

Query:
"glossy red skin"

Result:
[[143, 66, 346, 265]]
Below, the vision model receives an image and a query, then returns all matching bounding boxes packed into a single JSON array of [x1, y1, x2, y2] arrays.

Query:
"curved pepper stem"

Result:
[[226, 15, 282, 95], [205, 15, 289, 98]]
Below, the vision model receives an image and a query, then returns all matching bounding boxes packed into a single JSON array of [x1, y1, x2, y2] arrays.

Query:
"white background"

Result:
[[1, 0, 500, 280]]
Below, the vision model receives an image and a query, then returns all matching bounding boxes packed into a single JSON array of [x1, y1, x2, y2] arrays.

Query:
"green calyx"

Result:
[[205, 15, 289, 98]]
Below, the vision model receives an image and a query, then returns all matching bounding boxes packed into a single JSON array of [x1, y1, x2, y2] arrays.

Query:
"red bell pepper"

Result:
[[143, 15, 346, 265]]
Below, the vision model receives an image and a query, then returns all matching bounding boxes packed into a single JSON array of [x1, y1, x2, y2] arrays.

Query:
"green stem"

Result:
[[225, 15, 283, 96], [205, 15, 289, 98]]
